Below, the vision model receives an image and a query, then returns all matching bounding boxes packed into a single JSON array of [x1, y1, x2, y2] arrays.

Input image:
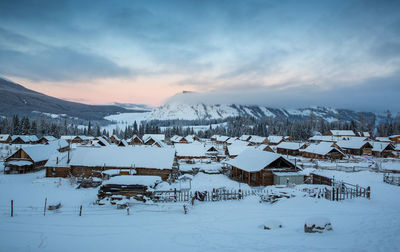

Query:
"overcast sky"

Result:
[[0, 0, 399, 112]]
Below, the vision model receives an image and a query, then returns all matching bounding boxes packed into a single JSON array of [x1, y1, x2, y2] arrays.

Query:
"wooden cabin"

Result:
[[328, 130, 356, 137], [371, 142, 396, 158], [5, 145, 59, 174], [335, 140, 373, 156], [128, 135, 143, 145], [267, 136, 284, 146], [11, 135, 39, 144], [109, 135, 121, 144], [389, 135, 400, 144], [256, 144, 274, 153], [171, 135, 188, 144], [38, 136, 57, 144], [301, 142, 344, 160], [118, 139, 129, 147], [276, 142, 307, 156], [248, 136, 268, 146], [0, 134, 11, 143], [46, 146, 176, 180], [226, 149, 299, 186], [174, 143, 207, 160]]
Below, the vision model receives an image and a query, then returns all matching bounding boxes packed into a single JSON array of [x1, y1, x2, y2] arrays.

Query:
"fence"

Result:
[[311, 173, 370, 201], [152, 188, 267, 203], [383, 174, 400, 186]]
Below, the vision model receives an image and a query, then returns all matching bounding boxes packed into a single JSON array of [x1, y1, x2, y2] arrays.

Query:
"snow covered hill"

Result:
[[145, 102, 372, 122]]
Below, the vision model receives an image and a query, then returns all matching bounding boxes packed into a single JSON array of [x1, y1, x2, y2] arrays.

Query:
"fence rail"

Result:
[[311, 173, 370, 201], [152, 188, 267, 203]]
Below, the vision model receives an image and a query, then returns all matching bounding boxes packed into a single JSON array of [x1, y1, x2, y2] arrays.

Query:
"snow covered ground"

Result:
[[0, 167, 400, 251]]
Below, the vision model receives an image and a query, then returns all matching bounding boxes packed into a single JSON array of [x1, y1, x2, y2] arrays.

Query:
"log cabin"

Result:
[[45, 146, 176, 180], [256, 144, 275, 153], [143, 134, 165, 143], [267, 135, 284, 145], [226, 141, 252, 158], [276, 142, 307, 156], [38, 136, 57, 144], [239, 135, 252, 141], [170, 135, 188, 144], [225, 148, 300, 186], [389, 135, 400, 144], [174, 142, 206, 160], [371, 142, 396, 158], [327, 130, 356, 137], [109, 135, 121, 144], [11, 135, 39, 144], [117, 139, 129, 147], [335, 139, 373, 156], [300, 142, 344, 160], [5, 144, 60, 174], [128, 135, 143, 145], [0, 134, 11, 143], [248, 135, 268, 146]]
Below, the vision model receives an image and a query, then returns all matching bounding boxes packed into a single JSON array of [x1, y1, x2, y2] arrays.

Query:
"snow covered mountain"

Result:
[[145, 102, 375, 122]]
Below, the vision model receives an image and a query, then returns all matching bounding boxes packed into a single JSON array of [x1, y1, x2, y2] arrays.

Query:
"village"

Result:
[[0, 130, 400, 250]]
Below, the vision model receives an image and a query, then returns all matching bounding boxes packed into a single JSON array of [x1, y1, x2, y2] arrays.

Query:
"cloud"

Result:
[[166, 70, 400, 112], [0, 28, 131, 81]]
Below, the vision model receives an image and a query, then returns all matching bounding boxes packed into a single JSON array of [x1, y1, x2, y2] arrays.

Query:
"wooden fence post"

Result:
[[11, 200, 13, 217], [127, 207, 130, 215], [79, 205, 82, 216], [44, 198, 47, 216]]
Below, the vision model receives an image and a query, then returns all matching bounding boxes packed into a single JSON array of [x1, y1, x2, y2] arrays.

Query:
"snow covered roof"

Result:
[[118, 139, 129, 146], [216, 135, 230, 142], [225, 148, 293, 172], [249, 135, 267, 144], [143, 134, 165, 142], [227, 141, 252, 157], [267, 135, 284, 144], [308, 135, 341, 142], [336, 139, 371, 150], [69, 146, 175, 169], [8, 144, 60, 163], [226, 137, 238, 144], [0, 134, 10, 141], [47, 139, 69, 150], [171, 135, 186, 143], [96, 137, 110, 146], [375, 137, 391, 142], [174, 142, 206, 157], [302, 142, 344, 156], [41, 136, 57, 141], [329, 130, 355, 136], [276, 142, 306, 150], [7, 160, 33, 166], [370, 141, 395, 152], [103, 175, 162, 186], [256, 144, 274, 152], [45, 151, 71, 168], [61, 135, 75, 140], [239, 135, 251, 141], [11, 135, 39, 143], [185, 135, 198, 143]]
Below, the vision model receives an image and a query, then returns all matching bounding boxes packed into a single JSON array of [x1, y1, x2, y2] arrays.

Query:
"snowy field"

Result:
[[1, 167, 400, 251]]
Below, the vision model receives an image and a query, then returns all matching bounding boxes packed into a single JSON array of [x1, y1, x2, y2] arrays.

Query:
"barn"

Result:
[[225, 149, 299, 186]]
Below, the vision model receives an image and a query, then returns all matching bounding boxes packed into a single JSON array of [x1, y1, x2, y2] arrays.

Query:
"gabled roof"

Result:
[[336, 139, 372, 150], [256, 144, 274, 152], [143, 134, 165, 142], [118, 139, 129, 147], [249, 135, 267, 144], [0, 134, 10, 141], [276, 142, 306, 150], [69, 146, 175, 169], [302, 142, 344, 156], [329, 130, 355, 136], [41, 136, 57, 142], [128, 135, 143, 143], [227, 141, 253, 157], [239, 135, 252, 141], [215, 135, 230, 142], [375, 137, 391, 142], [174, 142, 206, 157], [8, 144, 59, 163], [11, 135, 39, 143], [267, 135, 284, 144], [171, 135, 186, 143], [96, 137, 110, 146], [370, 141, 395, 152], [225, 148, 293, 172]]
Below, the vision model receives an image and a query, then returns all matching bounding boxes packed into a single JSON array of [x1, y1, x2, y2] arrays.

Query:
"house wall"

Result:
[[274, 175, 304, 185], [69, 166, 171, 180]]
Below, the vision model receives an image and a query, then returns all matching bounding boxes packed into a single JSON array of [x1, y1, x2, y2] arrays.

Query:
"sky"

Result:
[[0, 0, 400, 112]]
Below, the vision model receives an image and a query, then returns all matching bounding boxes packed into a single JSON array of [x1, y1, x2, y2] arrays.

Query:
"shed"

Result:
[[273, 172, 304, 185]]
